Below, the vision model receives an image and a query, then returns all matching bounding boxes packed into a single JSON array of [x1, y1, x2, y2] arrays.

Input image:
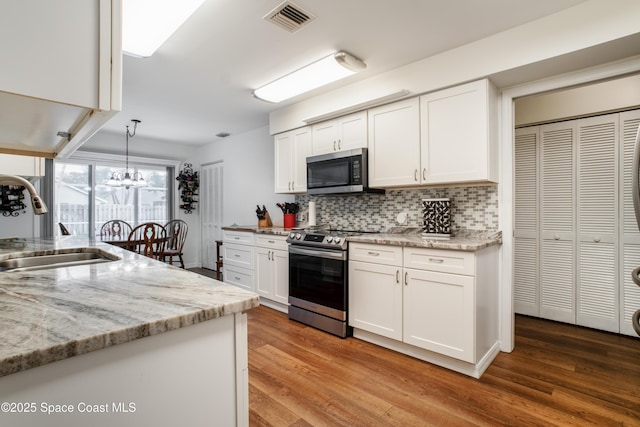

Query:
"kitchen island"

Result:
[[0, 237, 259, 427]]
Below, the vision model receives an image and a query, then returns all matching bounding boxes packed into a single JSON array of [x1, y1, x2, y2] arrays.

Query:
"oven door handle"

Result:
[[289, 245, 347, 261]]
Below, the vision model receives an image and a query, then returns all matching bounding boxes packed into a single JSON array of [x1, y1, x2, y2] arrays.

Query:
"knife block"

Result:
[[258, 212, 273, 228]]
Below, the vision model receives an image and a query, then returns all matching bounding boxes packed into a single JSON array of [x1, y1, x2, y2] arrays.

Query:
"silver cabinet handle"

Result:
[[267, 251, 271, 261], [414, 169, 418, 181], [234, 276, 241, 281], [404, 272, 408, 286], [268, 240, 275, 244], [423, 168, 427, 180], [234, 236, 240, 240], [333, 141, 337, 151], [429, 258, 444, 263], [234, 254, 240, 258], [338, 139, 341, 150], [396, 270, 400, 283], [367, 251, 380, 256]]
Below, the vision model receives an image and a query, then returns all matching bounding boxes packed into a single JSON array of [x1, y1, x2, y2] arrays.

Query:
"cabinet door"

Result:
[[621, 110, 640, 336], [539, 122, 576, 324], [274, 132, 294, 193], [337, 112, 367, 151], [403, 269, 475, 363], [255, 247, 273, 299], [311, 120, 337, 155], [291, 127, 312, 193], [272, 249, 289, 305], [348, 260, 402, 340], [420, 79, 497, 184], [0, 0, 101, 109], [368, 98, 420, 187], [576, 114, 618, 332]]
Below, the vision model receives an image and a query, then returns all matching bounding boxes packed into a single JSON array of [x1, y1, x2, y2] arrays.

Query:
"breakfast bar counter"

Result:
[[0, 236, 259, 427]]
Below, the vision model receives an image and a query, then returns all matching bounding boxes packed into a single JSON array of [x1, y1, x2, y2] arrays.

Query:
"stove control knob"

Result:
[[334, 237, 342, 244], [289, 232, 296, 239], [326, 236, 333, 243], [295, 233, 302, 240]]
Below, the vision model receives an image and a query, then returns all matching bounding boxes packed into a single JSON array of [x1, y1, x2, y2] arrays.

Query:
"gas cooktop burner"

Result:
[[286, 227, 378, 250]]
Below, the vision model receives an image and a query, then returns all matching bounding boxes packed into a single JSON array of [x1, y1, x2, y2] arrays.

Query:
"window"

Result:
[[55, 160, 173, 237]]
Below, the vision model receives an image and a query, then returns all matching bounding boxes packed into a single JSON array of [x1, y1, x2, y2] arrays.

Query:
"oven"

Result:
[[287, 229, 353, 338]]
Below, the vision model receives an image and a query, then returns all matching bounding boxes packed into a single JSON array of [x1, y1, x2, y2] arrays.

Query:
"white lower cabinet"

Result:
[[349, 242, 499, 377], [223, 230, 255, 292], [403, 269, 475, 362], [255, 235, 289, 313], [349, 260, 403, 340]]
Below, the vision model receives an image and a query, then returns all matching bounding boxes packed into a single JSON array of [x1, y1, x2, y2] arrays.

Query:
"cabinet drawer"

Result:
[[224, 243, 255, 269], [349, 243, 403, 266], [255, 234, 288, 251], [222, 230, 255, 246], [404, 248, 475, 276], [224, 265, 255, 292]]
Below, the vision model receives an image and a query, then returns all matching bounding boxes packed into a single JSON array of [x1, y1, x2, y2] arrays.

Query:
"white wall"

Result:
[[515, 73, 640, 126], [269, 0, 640, 134], [196, 125, 295, 229]]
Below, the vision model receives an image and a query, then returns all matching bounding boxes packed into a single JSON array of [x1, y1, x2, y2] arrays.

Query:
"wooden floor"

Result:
[[246, 305, 640, 427]]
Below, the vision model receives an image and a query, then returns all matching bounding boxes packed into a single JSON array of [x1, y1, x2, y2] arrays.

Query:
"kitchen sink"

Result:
[[0, 249, 119, 272]]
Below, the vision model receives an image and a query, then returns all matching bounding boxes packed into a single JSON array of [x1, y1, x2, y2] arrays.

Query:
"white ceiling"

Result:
[[99, 0, 588, 145]]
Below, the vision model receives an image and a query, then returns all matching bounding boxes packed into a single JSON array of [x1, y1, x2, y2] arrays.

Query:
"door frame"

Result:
[[499, 56, 640, 352]]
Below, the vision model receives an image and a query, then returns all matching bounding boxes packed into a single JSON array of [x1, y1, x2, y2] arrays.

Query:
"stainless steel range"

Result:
[[287, 227, 363, 338]]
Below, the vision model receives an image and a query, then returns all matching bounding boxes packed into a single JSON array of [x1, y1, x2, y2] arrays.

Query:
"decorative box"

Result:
[[421, 198, 451, 239]]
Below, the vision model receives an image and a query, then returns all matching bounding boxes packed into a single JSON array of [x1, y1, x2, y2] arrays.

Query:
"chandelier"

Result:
[[107, 119, 147, 189]]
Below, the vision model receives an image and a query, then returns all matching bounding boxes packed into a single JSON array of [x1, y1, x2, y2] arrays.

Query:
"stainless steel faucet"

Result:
[[0, 174, 48, 215]]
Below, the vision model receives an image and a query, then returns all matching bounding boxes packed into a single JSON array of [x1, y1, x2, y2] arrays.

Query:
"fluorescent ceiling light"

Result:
[[123, 0, 206, 58], [253, 51, 366, 103]]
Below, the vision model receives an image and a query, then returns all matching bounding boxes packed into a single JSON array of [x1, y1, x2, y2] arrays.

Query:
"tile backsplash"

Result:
[[295, 185, 499, 232]]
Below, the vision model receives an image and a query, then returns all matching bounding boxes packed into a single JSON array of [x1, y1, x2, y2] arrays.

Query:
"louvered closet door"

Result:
[[514, 127, 539, 316], [540, 122, 576, 323], [576, 115, 618, 332], [620, 110, 640, 336]]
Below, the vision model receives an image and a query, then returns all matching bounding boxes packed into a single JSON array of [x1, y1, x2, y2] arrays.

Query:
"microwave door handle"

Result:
[[633, 124, 640, 231]]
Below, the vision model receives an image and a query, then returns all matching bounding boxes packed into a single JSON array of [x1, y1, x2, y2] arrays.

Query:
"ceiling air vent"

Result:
[[263, 1, 315, 33]]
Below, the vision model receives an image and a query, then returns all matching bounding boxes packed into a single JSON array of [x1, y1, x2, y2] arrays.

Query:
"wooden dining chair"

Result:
[[126, 222, 167, 260], [100, 220, 132, 241], [58, 223, 71, 235], [162, 219, 188, 268]]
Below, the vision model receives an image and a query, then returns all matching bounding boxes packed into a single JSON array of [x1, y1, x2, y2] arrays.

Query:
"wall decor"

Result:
[[0, 185, 27, 216], [176, 163, 199, 213]]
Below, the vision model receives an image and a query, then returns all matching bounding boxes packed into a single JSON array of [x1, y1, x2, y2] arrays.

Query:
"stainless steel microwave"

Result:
[[306, 148, 382, 195]]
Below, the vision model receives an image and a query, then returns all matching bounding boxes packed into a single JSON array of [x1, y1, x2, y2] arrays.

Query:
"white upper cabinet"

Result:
[[0, 0, 122, 158], [274, 127, 311, 193], [311, 111, 367, 155], [368, 79, 499, 189], [368, 98, 421, 187], [420, 79, 498, 185]]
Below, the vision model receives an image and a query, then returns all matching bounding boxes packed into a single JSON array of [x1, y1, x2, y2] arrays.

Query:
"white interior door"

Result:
[[576, 114, 618, 332], [201, 161, 223, 270]]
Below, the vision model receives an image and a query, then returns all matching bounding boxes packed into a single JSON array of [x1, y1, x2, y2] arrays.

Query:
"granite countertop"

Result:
[[0, 237, 259, 378], [222, 225, 501, 251], [223, 225, 292, 236], [347, 228, 502, 251]]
